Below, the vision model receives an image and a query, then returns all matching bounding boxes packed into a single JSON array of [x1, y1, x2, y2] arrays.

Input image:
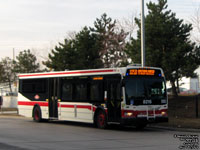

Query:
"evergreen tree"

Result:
[[73, 27, 103, 69], [125, 0, 200, 96], [43, 39, 78, 71], [14, 49, 40, 73], [43, 27, 103, 71], [91, 13, 128, 68]]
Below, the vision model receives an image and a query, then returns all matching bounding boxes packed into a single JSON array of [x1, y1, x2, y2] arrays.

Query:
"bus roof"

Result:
[[18, 68, 120, 79], [18, 66, 164, 79]]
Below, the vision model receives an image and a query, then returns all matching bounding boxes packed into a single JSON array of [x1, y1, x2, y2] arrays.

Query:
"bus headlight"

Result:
[[125, 112, 133, 117], [161, 111, 167, 116]]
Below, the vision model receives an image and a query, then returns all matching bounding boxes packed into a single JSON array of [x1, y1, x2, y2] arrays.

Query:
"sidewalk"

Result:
[[149, 124, 200, 133], [0, 108, 18, 115], [149, 117, 200, 132]]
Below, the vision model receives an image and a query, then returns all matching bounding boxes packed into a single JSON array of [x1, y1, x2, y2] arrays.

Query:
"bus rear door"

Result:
[[48, 78, 59, 119]]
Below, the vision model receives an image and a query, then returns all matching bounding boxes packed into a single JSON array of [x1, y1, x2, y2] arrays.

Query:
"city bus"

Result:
[[18, 65, 168, 129]]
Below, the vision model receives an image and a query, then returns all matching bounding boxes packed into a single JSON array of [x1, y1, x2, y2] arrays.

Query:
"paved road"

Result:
[[0, 115, 199, 150]]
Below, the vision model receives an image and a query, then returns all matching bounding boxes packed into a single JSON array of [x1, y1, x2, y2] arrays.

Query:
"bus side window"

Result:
[[74, 83, 87, 101], [90, 82, 103, 102], [61, 81, 73, 101], [19, 79, 47, 101], [21, 79, 46, 93]]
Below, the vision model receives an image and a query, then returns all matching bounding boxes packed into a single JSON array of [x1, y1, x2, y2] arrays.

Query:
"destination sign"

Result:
[[127, 69, 162, 76], [93, 77, 103, 80]]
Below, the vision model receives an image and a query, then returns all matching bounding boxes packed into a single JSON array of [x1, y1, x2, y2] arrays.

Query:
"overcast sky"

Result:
[[0, 0, 199, 60]]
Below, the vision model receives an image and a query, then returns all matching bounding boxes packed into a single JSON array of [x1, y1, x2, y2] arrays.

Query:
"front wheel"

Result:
[[33, 106, 42, 122], [95, 110, 107, 129]]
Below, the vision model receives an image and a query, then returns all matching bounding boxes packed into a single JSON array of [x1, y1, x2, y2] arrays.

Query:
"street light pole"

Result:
[[13, 48, 15, 61], [141, 0, 145, 67]]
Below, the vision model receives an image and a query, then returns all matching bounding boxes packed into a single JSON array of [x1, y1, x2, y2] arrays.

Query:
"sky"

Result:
[[0, 0, 200, 61]]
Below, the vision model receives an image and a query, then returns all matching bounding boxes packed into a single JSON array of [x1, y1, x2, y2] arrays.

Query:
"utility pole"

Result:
[[141, 0, 145, 67], [13, 48, 15, 61]]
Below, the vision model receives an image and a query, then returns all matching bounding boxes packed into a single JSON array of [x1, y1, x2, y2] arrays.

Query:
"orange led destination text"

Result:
[[93, 77, 103, 80], [129, 69, 155, 75]]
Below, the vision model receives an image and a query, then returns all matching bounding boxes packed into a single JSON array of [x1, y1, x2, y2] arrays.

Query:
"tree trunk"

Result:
[[170, 80, 178, 97], [8, 81, 12, 93], [176, 78, 180, 94]]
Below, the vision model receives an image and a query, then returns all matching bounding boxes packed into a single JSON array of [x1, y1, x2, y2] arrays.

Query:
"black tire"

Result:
[[33, 106, 42, 122], [95, 110, 107, 129]]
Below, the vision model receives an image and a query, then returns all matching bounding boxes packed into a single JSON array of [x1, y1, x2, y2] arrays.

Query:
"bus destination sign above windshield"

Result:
[[127, 69, 162, 76]]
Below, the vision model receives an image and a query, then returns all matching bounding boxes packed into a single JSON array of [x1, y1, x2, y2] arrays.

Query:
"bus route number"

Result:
[[143, 100, 152, 104]]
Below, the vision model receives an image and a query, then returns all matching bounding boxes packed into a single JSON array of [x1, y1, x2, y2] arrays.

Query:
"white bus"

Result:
[[18, 65, 168, 129]]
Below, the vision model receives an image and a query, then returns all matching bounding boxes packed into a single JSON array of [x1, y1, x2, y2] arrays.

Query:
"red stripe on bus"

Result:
[[19, 69, 116, 78], [60, 104, 74, 108], [77, 105, 91, 109], [57, 104, 93, 111], [18, 101, 48, 107], [18, 101, 96, 111]]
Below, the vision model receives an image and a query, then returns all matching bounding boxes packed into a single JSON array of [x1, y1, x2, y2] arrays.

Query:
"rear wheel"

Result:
[[33, 106, 42, 122], [95, 110, 107, 129]]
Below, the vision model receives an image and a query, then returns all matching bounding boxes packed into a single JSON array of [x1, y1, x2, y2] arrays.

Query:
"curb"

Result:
[[0, 110, 18, 115], [0, 112, 200, 133], [148, 125, 200, 133]]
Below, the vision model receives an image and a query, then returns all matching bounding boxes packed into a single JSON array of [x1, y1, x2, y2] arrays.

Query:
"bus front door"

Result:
[[107, 80, 121, 122], [48, 78, 58, 119]]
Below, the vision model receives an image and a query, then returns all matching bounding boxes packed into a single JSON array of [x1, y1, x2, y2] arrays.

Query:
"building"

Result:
[[167, 67, 200, 94]]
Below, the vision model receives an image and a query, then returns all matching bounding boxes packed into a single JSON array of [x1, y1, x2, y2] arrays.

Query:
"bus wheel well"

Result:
[[93, 107, 107, 128], [32, 104, 40, 117], [94, 107, 104, 120], [32, 104, 42, 122]]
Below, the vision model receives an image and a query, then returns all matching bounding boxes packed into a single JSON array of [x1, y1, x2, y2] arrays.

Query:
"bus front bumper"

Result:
[[121, 116, 168, 125]]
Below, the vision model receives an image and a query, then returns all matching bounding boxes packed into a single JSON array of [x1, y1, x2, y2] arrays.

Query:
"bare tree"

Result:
[[92, 13, 129, 68], [0, 57, 16, 92], [190, 6, 200, 44], [116, 12, 138, 40]]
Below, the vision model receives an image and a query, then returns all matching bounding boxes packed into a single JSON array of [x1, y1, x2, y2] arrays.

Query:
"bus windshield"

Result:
[[124, 76, 167, 105]]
